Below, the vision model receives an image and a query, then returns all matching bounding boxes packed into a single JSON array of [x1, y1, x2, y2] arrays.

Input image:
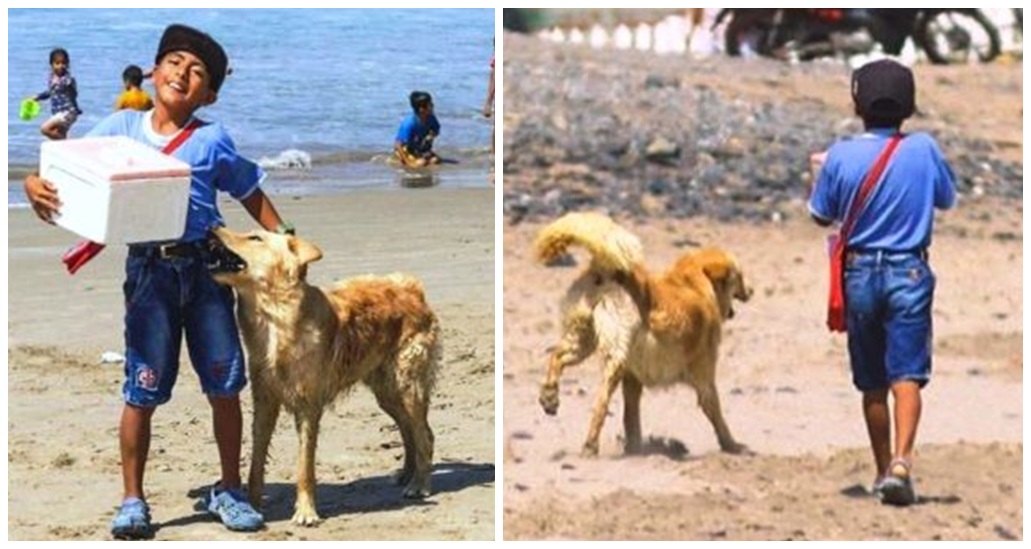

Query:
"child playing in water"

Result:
[[33, 48, 83, 140], [114, 64, 154, 111], [395, 91, 441, 167]]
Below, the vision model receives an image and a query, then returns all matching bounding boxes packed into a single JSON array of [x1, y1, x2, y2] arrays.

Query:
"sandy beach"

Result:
[[502, 207, 1022, 540], [8, 187, 495, 540]]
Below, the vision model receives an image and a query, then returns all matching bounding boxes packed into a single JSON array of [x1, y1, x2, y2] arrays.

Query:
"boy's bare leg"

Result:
[[120, 404, 156, 500], [209, 395, 243, 489], [862, 389, 892, 477], [890, 381, 922, 462]]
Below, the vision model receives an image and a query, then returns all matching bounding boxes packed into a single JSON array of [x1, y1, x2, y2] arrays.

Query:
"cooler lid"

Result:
[[42, 135, 192, 181]]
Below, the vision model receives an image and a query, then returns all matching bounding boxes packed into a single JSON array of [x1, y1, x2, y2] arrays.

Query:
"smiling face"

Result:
[[152, 50, 217, 116]]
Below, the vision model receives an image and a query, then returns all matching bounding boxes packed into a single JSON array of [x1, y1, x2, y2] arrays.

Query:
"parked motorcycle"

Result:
[[715, 8, 1001, 64]]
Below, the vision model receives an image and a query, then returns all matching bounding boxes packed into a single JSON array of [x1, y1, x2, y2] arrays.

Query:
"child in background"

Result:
[[115, 64, 154, 111], [483, 52, 495, 182], [395, 91, 441, 167], [33, 48, 83, 140]]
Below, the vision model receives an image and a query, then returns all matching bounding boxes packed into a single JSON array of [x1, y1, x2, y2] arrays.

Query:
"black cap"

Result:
[[851, 59, 915, 120], [155, 24, 228, 93]]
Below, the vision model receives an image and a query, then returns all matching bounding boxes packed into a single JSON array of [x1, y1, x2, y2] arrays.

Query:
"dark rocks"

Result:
[[502, 33, 1022, 223]]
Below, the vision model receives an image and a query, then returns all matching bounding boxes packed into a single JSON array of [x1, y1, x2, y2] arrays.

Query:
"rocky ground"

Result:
[[502, 32, 1022, 224]]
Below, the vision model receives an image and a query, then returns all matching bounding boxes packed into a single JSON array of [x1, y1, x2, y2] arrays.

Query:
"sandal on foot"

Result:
[[110, 498, 153, 540], [205, 482, 264, 532], [879, 458, 917, 506]]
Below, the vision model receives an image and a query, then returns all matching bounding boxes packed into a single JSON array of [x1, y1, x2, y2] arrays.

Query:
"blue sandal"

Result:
[[110, 498, 153, 540], [205, 482, 264, 532]]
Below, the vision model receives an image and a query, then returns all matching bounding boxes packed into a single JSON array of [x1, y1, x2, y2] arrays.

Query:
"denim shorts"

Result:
[[844, 250, 935, 392], [122, 247, 246, 407]]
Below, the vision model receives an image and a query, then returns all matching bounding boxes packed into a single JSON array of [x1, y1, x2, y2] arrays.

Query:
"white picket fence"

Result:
[[536, 8, 1023, 63]]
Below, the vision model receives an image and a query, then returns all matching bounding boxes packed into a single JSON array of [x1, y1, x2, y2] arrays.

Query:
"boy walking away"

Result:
[[115, 64, 154, 111], [808, 59, 956, 506], [395, 90, 441, 167], [24, 24, 294, 538], [33, 48, 83, 140]]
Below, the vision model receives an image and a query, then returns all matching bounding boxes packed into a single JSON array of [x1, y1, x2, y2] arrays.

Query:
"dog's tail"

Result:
[[535, 212, 652, 320]]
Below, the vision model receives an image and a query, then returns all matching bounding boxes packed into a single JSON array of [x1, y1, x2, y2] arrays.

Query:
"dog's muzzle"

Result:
[[205, 233, 247, 274]]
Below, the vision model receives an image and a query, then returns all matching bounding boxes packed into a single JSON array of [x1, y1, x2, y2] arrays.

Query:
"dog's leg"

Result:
[[371, 386, 417, 488], [582, 361, 624, 457], [247, 377, 281, 509], [539, 310, 597, 415], [401, 389, 434, 499], [292, 409, 323, 526], [622, 372, 644, 455], [696, 382, 745, 454]]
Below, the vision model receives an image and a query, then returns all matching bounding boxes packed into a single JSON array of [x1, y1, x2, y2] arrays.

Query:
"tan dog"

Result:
[[208, 227, 440, 526], [535, 212, 752, 457]]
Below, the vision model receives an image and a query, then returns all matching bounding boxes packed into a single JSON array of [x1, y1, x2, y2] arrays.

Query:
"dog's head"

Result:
[[207, 226, 323, 292], [693, 248, 753, 320]]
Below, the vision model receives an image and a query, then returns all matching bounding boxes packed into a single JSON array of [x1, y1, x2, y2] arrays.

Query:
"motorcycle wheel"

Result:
[[917, 10, 1001, 64]]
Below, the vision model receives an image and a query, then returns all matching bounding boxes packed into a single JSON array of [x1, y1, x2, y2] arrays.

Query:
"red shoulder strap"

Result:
[[839, 134, 903, 241], [161, 118, 203, 155]]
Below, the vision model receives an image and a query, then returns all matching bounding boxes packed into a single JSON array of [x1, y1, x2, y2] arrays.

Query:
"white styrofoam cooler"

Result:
[[40, 136, 192, 244]]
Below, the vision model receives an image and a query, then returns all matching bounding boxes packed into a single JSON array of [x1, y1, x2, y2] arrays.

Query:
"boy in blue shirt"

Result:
[[808, 59, 956, 506], [394, 90, 441, 167], [24, 24, 292, 538]]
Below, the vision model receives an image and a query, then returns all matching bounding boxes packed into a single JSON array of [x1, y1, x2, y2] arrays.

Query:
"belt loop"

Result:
[[875, 250, 884, 265]]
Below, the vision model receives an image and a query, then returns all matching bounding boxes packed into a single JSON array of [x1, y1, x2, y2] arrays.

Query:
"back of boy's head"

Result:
[[851, 58, 915, 129], [155, 24, 229, 93], [49, 48, 69, 64], [123, 64, 144, 87], [409, 91, 433, 112]]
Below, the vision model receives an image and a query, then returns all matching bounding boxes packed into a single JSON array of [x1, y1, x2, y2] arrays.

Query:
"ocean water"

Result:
[[8, 8, 496, 205]]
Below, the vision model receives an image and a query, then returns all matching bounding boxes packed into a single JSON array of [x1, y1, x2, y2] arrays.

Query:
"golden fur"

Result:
[[210, 227, 440, 526], [535, 212, 752, 456]]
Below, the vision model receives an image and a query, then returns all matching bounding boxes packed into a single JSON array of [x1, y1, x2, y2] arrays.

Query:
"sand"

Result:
[[7, 188, 495, 541], [501, 202, 1022, 540]]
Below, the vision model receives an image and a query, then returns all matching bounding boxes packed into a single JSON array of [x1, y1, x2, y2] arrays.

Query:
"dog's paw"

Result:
[[291, 503, 322, 527], [402, 483, 431, 499], [720, 441, 753, 456], [539, 385, 560, 415], [580, 442, 600, 458]]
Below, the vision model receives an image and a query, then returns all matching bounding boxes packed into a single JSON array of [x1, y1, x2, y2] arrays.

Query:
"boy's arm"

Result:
[[239, 187, 289, 233], [807, 149, 838, 227]]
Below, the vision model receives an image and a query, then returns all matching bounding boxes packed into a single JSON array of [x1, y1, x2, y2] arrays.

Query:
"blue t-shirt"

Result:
[[395, 113, 441, 154], [808, 129, 956, 251], [86, 109, 265, 243]]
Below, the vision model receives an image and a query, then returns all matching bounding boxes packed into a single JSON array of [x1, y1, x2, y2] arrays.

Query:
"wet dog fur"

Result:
[[534, 212, 752, 457], [209, 227, 440, 526]]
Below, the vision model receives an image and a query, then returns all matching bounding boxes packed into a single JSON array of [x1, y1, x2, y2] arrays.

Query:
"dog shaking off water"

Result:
[[535, 212, 753, 457], [208, 227, 440, 526]]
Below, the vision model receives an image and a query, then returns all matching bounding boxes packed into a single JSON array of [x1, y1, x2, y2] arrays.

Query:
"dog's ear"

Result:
[[289, 236, 323, 266]]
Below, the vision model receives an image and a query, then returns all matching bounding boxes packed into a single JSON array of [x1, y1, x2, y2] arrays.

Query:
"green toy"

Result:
[[19, 98, 41, 121]]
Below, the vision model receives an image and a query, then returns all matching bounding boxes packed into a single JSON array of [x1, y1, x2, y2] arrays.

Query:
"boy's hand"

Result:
[[808, 151, 828, 196], [24, 174, 61, 224], [482, 104, 492, 118]]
